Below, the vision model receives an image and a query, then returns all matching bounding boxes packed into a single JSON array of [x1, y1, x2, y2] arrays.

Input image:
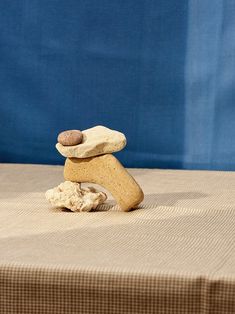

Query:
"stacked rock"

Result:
[[46, 126, 144, 212], [56, 125, 127, 158]]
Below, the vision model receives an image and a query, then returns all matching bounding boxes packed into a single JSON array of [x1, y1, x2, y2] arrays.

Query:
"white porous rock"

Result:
[[56, 125, 126, 158], [45, 181, 107, 212]]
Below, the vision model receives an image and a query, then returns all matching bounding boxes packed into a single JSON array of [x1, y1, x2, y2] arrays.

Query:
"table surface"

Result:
[[1, 163, 235, 313]]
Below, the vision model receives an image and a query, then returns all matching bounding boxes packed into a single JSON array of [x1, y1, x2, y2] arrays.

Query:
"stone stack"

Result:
[[47, 125, 144, 212]]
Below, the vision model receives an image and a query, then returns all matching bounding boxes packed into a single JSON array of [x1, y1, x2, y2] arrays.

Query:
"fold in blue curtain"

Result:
[[0, 0, 234, 169]]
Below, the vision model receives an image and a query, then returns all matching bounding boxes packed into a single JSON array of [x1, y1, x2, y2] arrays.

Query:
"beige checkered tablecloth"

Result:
[[0, 163, 235, 313]]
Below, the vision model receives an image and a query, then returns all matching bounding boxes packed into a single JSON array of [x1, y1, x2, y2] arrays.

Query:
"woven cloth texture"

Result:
[[0, 163, 235, 313]]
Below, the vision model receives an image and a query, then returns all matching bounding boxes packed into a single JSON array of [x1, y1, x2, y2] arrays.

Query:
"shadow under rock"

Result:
[[92, 200, 117, 212], [141, 191, 208, 207]]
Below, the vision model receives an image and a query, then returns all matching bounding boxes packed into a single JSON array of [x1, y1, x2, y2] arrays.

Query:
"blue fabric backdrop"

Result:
[[0, 0, 235, 170]]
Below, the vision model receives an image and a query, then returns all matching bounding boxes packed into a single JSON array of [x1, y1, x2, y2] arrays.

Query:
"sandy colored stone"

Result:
[[45, 181, 107, 212], [56, 125, 126, 158], [57, 130, 83, 146], [64, 154, 144, 211]]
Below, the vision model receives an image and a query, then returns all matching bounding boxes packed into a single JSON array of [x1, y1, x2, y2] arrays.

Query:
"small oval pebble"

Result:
[[57, 130, 83, 146]]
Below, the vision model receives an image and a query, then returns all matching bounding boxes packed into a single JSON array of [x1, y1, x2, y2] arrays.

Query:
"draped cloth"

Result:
[[0, 163, 235, 313]]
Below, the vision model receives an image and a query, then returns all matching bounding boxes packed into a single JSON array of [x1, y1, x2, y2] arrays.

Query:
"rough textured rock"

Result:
[[56, 125, 126, 158], [64, 154, 144, 212], [57, 130, 83, 146], [45, 181, 107, 212]]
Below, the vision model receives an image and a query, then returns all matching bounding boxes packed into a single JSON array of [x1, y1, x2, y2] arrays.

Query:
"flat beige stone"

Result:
[[56, 125, 126, 158], [64, 154, 144, 211]]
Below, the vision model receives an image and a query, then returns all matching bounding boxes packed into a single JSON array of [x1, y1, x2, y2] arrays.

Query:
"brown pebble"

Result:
[[57, 130, 83, 146]]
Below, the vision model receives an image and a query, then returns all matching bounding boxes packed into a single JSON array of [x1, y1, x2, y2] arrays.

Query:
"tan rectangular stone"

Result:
[[64, 154, 144, 211]]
